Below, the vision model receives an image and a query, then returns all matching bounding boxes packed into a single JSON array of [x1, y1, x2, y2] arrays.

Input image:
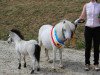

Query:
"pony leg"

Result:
[[38, 37, 42, 46], [34, 44, 41, 71], [30, 56, 36, 74], [17, 51, 21, 69], [37, 61, 40, 71], [23, 55, 26, 68], [59, 49, 63, 68], [45, 48, 49, 61], [52, 47, 56, 69]]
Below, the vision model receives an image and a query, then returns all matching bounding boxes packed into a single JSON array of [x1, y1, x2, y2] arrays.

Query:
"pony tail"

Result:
[[34, 44, 41, 62]]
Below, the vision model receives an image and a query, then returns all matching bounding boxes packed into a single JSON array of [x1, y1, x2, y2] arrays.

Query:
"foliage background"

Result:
[[1, 0, 99, 49]]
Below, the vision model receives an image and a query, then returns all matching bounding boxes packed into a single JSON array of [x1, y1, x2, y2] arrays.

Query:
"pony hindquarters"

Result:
[[38, 25, 53, 49], [38, 25, 53, 62], [27, 44, 41, 74]]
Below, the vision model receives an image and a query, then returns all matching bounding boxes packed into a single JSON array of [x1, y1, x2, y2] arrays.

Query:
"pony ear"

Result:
[[64, 20, 75, 31], [63, 20, 66, 24]]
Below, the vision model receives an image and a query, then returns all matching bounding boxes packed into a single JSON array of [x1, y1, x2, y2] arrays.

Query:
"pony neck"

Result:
[[54, 23, 65, 40], [13, 33, 22, 44]]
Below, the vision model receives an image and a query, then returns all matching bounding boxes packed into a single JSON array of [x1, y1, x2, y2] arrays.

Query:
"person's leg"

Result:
[[93, 27, 100, 71], [84, 26, 93, 65], [93, 27, 100, 65]]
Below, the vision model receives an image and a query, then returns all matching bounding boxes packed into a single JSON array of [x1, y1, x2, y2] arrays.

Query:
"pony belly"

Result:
[[17, 45, 29, 55], [19, 49, 28, 55], [39, 25, 53, 50], [42, 40, 52, 50], [42, 36, 52, 50], [41, 31, 52, 50]]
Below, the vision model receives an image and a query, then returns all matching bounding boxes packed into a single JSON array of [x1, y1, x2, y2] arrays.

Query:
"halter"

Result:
[[62, 28, 67, 40], [51, 27, 65, 48]]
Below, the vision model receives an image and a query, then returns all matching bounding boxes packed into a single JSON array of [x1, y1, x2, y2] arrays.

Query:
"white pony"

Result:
[[7, 29, 41, 74], [38, 19, 76, 69]]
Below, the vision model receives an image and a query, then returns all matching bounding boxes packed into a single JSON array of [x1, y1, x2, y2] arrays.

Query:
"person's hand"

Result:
[[74, 19, 85, 25], [74, 19, 80, 25]]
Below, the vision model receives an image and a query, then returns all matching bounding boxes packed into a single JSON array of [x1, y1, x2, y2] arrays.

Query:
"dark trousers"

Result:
[[84, 26, 100, 65]]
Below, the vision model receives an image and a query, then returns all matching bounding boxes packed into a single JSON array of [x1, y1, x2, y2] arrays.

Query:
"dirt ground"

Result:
[[0, 41, 100, 75]]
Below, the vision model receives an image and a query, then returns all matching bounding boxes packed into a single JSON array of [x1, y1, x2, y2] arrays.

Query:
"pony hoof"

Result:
[[18, 67, 21, 69], [48, 60, 53, 63], [54, 68, 56, 71], [30, 70, 34, 74], [37, 68, 40, 71], [18, 63, 21, 69], [52, 67, 56, 70], [59, 65, 64, 69], [53, 68, 57, 72], [24, 63, 26, 68]]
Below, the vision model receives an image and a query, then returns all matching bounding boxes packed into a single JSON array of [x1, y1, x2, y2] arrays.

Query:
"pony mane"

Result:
[[11, 29, 24, 40]]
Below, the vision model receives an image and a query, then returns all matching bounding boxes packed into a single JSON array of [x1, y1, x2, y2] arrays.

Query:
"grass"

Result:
[[0, 0, 90, 49]]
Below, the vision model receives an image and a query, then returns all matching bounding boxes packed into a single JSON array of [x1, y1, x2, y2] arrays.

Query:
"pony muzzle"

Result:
[[7, 38, 13, 44]]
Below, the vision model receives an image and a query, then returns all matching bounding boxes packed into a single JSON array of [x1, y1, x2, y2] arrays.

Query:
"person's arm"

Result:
[[74, 4, 86, 25], [79, 4, 86, 19], [98, 5, 100, 23]]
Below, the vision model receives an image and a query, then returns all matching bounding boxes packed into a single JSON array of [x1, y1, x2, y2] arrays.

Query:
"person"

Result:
[[75, 0, 100, 71]]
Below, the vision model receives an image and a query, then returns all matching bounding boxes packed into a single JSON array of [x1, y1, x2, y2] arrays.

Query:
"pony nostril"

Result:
[[7, 41, 11, 44], [7, 41, 9, 43]]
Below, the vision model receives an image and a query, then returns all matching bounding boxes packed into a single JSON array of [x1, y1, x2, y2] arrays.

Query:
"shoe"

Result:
[[85, 64, 90, 71], [94, 65, 100, 71]]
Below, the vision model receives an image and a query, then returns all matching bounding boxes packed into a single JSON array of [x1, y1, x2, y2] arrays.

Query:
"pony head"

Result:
[[61, 20, 75, 31], [60, 20, 75, 40], [7, 31, 14, 44], [7, 29, 24, 43]]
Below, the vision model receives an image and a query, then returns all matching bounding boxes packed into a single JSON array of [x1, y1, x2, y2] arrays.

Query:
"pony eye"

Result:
[[8, 35, 10, 37]]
